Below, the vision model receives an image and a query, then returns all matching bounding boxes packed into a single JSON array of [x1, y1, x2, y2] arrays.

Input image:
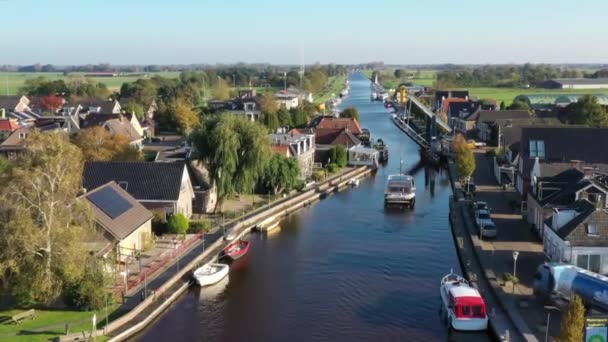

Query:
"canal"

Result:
[[133, 73, 490, 341]]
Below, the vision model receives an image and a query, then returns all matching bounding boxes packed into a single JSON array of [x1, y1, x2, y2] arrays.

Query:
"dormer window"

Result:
[[587, 223, 599, 237], [529, 140, 545, 158]]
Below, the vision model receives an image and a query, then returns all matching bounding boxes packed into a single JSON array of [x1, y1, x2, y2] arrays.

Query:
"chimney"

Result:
[[583, 166, 594, 178]]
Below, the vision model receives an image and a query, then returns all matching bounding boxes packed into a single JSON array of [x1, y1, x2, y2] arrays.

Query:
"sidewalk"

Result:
[[469, 150, 560, 340]]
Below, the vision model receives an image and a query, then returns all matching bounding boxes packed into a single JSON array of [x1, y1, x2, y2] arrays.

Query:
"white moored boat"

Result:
[[439, 270, 488, 331], [193, 263, 229, 287]]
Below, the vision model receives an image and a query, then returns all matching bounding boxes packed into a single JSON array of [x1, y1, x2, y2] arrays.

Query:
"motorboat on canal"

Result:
[[222, 240, 251, 260], [439, 270, 488, 332], [384, 174, 416, 208], [193, 262, 230, 287]]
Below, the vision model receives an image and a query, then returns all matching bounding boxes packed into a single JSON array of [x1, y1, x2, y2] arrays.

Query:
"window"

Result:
[[529, 140, 545, 158], [461, 305, 471, 317], [577, 254, 602, 273], [587, 223, 599, 237]]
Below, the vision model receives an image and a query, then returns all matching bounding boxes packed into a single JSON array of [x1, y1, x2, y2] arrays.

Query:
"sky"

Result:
[[1, 0, 607, 65]]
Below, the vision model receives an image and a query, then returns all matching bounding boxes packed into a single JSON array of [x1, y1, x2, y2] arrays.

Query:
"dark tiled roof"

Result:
[[83, 181, 153, 240], [0, 96, 24, 110], [447, 101, 481, 118], [314, 128, 360, 146], [466, 110, 530, 122], [548, 200, 597, 239], [552, 78, 608, 86], [83, 161, 186, 201]]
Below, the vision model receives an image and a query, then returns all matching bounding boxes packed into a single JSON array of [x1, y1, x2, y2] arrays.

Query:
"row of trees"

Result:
[[20, 75, 111, 99], [563, 95, 608, 128], [435, 64, 588, 88]]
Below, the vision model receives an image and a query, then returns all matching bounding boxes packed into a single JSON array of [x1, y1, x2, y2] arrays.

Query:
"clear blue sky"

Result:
[[1, 0, 606, 65]]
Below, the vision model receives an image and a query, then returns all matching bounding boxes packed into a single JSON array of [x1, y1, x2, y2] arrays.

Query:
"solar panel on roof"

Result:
[[87, 186, 133, 219]]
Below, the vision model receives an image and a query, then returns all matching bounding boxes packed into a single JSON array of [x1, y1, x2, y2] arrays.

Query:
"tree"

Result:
[[508, 99, 531, 111], [329, 145, 348, 167], [39, 95, 64, 113], [174, 100, 200, 134], [260, 111, 279, 132], [260, 92, 278, 114], [262, 154, 300, 194], [167, 214, 189, 235], [453, 134, 476, 182], [394, 69, 407, 79], [340, 107, 360, 122], [213, 78, 230, 100], [0, 131, 99, 306], [560, 295, 585, 342], [277, 108, 292, 128], [122, 102, 145, 120], [291, 108, 309, 127], [73, 126, 142, 161], [192, 115, 271, 212], [500, 101, 506, 110], [564, 95, 608, 128]]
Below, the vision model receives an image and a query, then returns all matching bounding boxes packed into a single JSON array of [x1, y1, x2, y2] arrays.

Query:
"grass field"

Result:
[[315, 75, 346, 104], [0, 306, 119, 341], [0, 72, 181, 95]]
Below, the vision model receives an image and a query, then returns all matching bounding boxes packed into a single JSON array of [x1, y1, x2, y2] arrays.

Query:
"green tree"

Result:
[[453, 134, 476, 182], [262, 154, 300, 194], [213, 78, 231, 100], [0, 131, 98, 306], [394, 69, 407, 79], [335, 145, 348, 167], [123, 102, 145, 120], [560, 295, 585, 342], [565, 95, 608, 128], [63, 256, 110, 310], [340, 107, 360, 122], [192, 115, 271, 212], [291, 108, 309, 127], [260, 111, 280, 132], [167, 214, 189, 235], [508, 99, 531, 111], [500, 101, 506, 110], [277, 108, 292, 128]]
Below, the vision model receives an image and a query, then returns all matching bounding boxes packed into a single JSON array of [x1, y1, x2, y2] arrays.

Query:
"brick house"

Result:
[[270, 130, 316, 180], [543, 198, 608, 275]]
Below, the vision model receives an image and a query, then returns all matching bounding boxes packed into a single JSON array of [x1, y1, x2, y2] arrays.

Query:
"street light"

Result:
[[512, 251, 519, 294], [544, 305, 559, 342]]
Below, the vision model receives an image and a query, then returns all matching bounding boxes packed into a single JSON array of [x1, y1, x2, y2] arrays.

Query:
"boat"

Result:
[[384, 174, 416, 208], [193, 263, 229, 287], [222, 240, 251, 260], [347, 178, 360, 187], [374, 139, 389, 162], [198, 274, 230, 300], [224, 228, 237, 241], [439, 270, 488, 331]]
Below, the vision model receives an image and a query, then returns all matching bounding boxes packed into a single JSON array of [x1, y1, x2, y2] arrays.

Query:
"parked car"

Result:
[[475, 209, 493, 228], [479, 221, 497, 238], [473, 201, 489, 213]]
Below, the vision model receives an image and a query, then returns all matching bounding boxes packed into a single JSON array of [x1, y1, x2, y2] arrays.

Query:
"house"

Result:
[[82, 161, 195, 219], [543, 198, 608, 275], [285, 86, 314, 103], [104, 116, 144, 147], [0, 127, 28, 159], [81, 181, 153, 262], [206, 97, 261, 122], [310, 116, 363, 135], [119, 97, 157, 120], [446, 101, 482, 123], [538, 78, 608, 90], [452, 110, 531, 138], [513, 94, 608, 111], [434, 90, 469, 110], [0, 109, 20, 142], [270, 130, 316, 180], [0, 95, 31, 113], [70, 97, 121, 114], [516, 127, 608, 197], [275, 91, 299, 110]]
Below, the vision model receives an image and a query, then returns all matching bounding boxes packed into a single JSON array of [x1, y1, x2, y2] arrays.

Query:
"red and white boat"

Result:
[[439, 270, 488, 331], [222, 240, 251, 260]]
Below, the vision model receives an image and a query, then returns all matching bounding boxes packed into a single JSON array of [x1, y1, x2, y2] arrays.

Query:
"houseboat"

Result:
[[439, 271, 488, 331], [384, 174, 416, 208]]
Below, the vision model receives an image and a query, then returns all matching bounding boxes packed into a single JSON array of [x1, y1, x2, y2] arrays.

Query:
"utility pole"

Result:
[[283, 72, 287, 91]]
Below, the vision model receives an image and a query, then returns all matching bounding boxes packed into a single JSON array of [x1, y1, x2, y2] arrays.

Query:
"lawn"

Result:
[[0, 306, 119, 341], [0, 71, 181, 95], [315, 75, 346, 104], [466, 87, 608, 106]]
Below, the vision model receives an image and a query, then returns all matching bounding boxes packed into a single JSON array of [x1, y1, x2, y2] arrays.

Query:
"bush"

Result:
[[188, 221, 210, 234], [63, 257, 109, 310], [312, 170, 325, 182], [327, 163, 339, 174], [502, 273, 519, 284], [167, 214, 189, 235], [151, 212, 167, 235], [485, 149, 496, 157], [295, 181, 305, 192]]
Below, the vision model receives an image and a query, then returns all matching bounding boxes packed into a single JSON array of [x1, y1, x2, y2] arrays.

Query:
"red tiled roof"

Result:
[[315, 117, 362, 134], [0, 118, 19, 131], [271, 145, 291, 157], [442, 98, 468, 114], [314, 128, 360, 147]]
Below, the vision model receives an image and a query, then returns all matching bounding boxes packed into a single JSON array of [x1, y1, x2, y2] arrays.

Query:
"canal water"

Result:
[[134, 73, 490, 341]]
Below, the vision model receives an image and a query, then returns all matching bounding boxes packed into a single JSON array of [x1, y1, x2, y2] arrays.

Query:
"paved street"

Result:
[[471, 150, 561, 340]]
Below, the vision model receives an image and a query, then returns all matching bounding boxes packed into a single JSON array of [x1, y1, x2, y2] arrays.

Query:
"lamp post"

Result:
[[512, 251, 519, 294], [544, 305, 558, 342]]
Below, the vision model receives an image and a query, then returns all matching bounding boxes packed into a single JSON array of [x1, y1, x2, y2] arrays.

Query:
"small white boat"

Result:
[[224, 228, 237, 241], [198, 274, 229, 300], [439, 270, 488, 331], [193, 263, 229, 287], [348, 178, 360, 187]]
